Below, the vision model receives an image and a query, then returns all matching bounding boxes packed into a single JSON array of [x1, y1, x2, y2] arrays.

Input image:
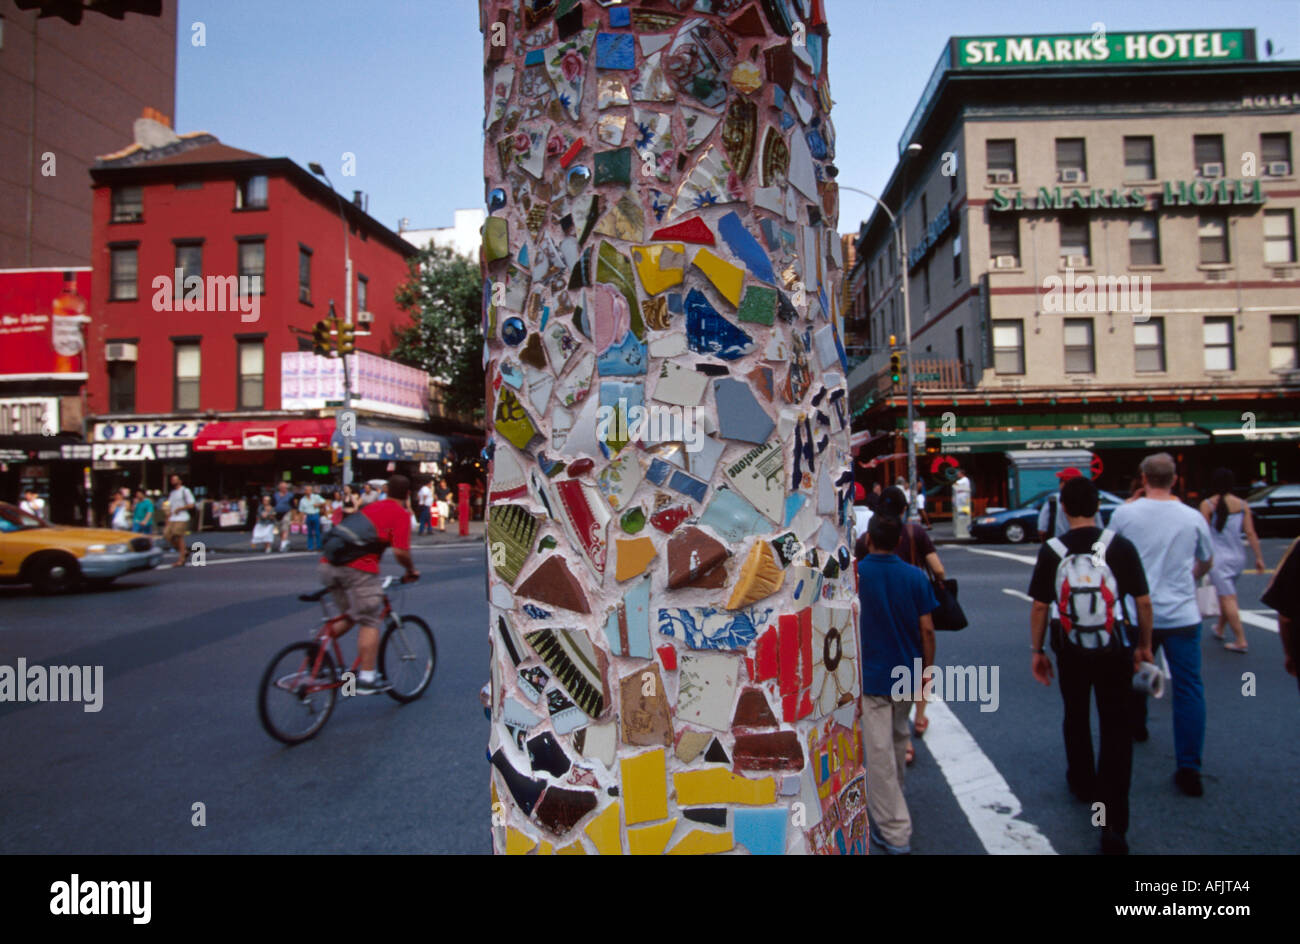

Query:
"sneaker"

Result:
[[354, 674, 393, 696], [1100, 828, 1129, 855], [1174, 768, 1203, 797], [868, 822, 911, 855]]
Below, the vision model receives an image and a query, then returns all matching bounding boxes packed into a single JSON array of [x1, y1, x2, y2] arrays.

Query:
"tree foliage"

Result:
[[391, 244, 484, 419]]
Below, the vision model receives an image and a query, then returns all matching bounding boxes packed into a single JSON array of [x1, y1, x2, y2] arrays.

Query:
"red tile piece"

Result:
[[726, 3, 767, 36], [650, 216, 716, 245], [799, 607, 813, 689], [778, 614, 799, 697], [649, 505, 691, 534], [657, 644, 677, 671], [733, 731, 805, 771], [754, 626, 778, 681], [567, 457, 594, 477], [796, 690, 813, 721], [560, 137, 585, 169], [781, 692, 798, 723]]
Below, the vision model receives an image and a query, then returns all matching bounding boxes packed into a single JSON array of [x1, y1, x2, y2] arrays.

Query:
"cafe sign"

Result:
[[955, 30, 1253, 69], [990, 178, 1266, 212]]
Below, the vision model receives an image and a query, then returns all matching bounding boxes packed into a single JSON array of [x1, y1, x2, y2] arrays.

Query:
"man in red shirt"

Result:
[[318, 474, 420, 694]]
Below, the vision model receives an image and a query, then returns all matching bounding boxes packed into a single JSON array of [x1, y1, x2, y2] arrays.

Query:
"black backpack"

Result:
[[321, 508, 385, 565]]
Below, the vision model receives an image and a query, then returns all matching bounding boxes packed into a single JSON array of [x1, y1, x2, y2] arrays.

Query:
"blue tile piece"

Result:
[[734, 808, 787, 855], [522, 604, 553, 620], [807, 34, 824, 77], [518, 243, 529, 266], [806, 128, 827, 160], [685, 289, 754, 361], [646, 457, 709, 503], [699, 487, 769, 543], [540, 304, 550, 331], [779, 110, 795, 131], [759, 218, 780, 253], [595, 32, 635, 70], [713, 378, 775, 444], [783, 492, 806, 527], [717, 211, 777, 285], [606, 579, 652, 657], [596, 330, 648, 376], [773, 87, 786, 110], [524, 49, 546, 66], [500, 360, 523, 388], [658, 606, 773, 651], [609, 5, 631, 27], [666, 292, 683, 314]]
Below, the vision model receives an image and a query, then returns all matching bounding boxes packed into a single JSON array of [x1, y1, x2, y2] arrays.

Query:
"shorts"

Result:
[[318, 560, 385, 627], [163, 520, 189, 542]]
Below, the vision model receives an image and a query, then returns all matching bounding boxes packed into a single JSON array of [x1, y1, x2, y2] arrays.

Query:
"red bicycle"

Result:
[[258, 574, 436, 744]]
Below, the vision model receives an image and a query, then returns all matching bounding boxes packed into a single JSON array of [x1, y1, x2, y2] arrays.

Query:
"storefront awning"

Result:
[[939, 426, 1209, 454], [330, 424, 450, 463], [1208, 424, 1300, 443], [193, 419, 334, 452]]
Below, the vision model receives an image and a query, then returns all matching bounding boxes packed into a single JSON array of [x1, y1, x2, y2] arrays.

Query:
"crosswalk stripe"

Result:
[[1240, 611, 1279, 633], [958, 546, 1038, 564], [922, 698, 1057, 855], [1001, 588, 1033, 601]]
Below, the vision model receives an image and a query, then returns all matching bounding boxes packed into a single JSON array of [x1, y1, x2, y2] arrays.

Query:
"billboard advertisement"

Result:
[[0, 268, 92, 380], [280, 351, 429, 420]]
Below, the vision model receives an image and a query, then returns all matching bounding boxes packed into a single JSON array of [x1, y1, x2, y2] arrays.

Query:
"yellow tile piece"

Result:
[[556, 840, 587, 855], [725, 540, 785, 610], [632, 243, 686, 295], [615, 536, 658, 582], [537, 840, 553, 855], [668, 829, 735, 855], [584, 801, 623, 855], [673, 768, 778, 806], [621, 748, 668, 824], [506, 826, 537, 855], [627, 818, 678, 855], [692, 247, 744, 307]]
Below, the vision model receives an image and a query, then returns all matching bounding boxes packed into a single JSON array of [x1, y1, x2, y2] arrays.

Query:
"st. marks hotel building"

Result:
[[846, 28, 1300, 514]]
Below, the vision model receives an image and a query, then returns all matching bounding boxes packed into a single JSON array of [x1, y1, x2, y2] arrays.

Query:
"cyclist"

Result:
[[318, 473, 419, 694]]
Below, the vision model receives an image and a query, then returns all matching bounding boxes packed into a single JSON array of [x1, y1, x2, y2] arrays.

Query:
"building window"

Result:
[[919, 263, 930, 310], [236, 175, 268, 209], [1135, 319, 1165, 373], [952, 231, 962, 281], [174, 242, 202, 300], [1063, 318, 1095, 373], [109, 246, 138, 300], [238, 240, 266, 295], [1129, 217, 1161, 266], [1203, 317, 1235, 371], [990, 218, 1020, 267], [110, 186, 143, 223], [238, 339, 264, 409], [1059, 216, 1091, 266], [108, 361, 136, 412], [298, 246, 312, 303], [956, 325, 965, 367], [1198, 216, 1229, 264], [1194, 134, 1225, 177], [986, 139, 1016, 183], [1055, 138, 1087, 182], [1271, 315, 1300, 371], [992, 320, 1024, 374], [1264, 209, 1296, 264], [174, 342, 201, 411], [920, 193, 928, 230], [1123, 136, 1156, 180], [1262, 133, 1293, 175], [175, 180, 203, 191], [949, 151, 958, 193]]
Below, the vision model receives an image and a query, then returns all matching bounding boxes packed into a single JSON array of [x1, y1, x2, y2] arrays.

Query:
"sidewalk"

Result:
[[176, 519, 486, 554]]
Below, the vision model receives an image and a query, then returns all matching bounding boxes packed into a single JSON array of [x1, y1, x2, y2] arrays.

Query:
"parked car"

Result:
[[971, 488, 1126, 544], [0, 501, 163, 593], [1247, 483, 1300, 537]]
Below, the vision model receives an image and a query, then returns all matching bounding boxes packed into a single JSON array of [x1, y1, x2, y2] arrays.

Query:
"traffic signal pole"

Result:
[[310, 163, 355, 489]]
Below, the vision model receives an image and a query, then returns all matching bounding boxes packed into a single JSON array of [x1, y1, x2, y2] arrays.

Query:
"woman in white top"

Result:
[[1199, 468, 1266, 653]]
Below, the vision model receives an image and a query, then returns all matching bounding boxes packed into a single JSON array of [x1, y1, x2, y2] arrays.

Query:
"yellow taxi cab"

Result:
[[0, 501, 164, 593]]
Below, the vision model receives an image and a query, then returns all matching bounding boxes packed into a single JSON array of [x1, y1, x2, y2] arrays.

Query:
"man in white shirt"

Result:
[[416, 480, 434, 536], [1037, 467, 1080, 542], [164, 474, 196, 567], [19, 489, 46, 519]]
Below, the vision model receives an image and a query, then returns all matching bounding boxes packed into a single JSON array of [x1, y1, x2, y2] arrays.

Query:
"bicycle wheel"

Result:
[[380, 615, 436, 703], [258, 641, 338, 744]]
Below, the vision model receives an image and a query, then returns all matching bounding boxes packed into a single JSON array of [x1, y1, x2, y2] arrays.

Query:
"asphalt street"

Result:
[[0, 535, 1295, 854]]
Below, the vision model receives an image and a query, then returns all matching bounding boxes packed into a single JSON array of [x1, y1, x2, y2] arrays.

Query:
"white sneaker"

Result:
[[280, 543, 289, 552]]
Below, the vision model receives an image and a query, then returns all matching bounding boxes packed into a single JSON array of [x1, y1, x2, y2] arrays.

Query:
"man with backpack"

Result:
[[1028, 476, 1153, 855], [318, 474, 420, 694]]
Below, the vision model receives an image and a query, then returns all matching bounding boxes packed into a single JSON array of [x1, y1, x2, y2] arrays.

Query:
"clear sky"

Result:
[[175, 0, 1299, 238]]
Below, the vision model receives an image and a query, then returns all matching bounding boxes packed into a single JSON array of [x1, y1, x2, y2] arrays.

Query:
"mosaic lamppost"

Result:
[[481, 0, 864, 855]]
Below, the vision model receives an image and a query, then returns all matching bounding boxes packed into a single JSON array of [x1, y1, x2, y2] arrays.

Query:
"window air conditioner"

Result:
[[988, 169, 1015, 184], [356, 310, 374, 325], [994, 255, 1018, 269], [1200, 162, 1224, 178], [1064, 254, 1089, 267], [1266, 161, 1292, 177], [1058, 168, 1085, 183], [105, 342, 138, 362]]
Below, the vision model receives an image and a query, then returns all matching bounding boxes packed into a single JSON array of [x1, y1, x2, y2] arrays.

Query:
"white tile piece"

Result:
[[490, 581, 515, 609], [787, 127, 819, 202], [723, 440, 786, 524], [754, 185, 785, 216], [581, 720, 618, 769], [638, 33, 672, 56], [597, 450, 643, 510], [686, 433, 726, 481], [813, 323, 838, 371], [648, 333, 687, 357], [652, 359, 708, 406], [560, 392, 604, 459], [678, 652, 741, 731]]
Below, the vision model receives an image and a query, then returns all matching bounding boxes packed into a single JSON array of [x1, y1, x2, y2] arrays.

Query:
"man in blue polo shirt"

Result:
[[858, 513, 938, 855]]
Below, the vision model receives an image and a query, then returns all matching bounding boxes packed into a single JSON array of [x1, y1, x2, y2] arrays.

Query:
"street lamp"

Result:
[[840, 150, 922, 503], [309, 162, 355, 488]]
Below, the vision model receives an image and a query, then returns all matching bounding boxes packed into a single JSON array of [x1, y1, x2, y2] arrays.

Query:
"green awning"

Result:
[[940, 426, 1209, 454], [1208, 423, 1300, 443]]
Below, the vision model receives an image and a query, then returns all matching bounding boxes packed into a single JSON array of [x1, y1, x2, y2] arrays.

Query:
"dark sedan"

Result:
[[971, 488, 1125, 544], [1248, 484, 1300, 537]]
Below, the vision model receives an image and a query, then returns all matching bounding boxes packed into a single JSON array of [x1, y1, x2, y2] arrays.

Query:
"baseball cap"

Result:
[[1056, 467, 1083, 481], [854, 483, 866, 502]]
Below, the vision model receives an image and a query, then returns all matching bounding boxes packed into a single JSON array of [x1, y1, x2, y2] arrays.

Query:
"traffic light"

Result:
[[312, 320, 333, 356], [889, 351, 902, 387], [337, 321, 355, 355]]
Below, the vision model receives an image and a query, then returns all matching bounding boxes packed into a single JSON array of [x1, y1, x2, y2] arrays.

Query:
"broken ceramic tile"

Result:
[[730, 60, 762, 95], [682, 807, 728, 827], [692, 247, 744, 307], [595, 242, 644, 339], [732, 687, 779, 728], [497, 614, 526, 667], [649, 504, 690, 534], [486, 503, 539, 584], [495, 388, 542, 451], [811, 604, 858, 716], [669, 146, 741, 220], [596, 112, 626, 146], [630, 51, 674, 102], [551, 478, 611, 577], [714, 378, 775, 443], [650, 215, 714, 245], [725, 541, 784, 609], [517, 556, 591, 614], [596, 331, 648, 376], [675, 729, 712, 763], [673, 767, 776, 806], [620, 506, 646, 533], [520, 331, 547, 368], [698, 487, 769, 544], [677, 651, 741, 731], [787, 124, 819, 201], [596, 75, 630, 109], [619, 664, 673, 746], [721, 441, 785, 524], [518, 664, 550, 702], [528, 731, 572, 778], [746, 365, 774, 402], [665, 525, 729, 589], [736, 285, 777, 327], [499, 360, 523, 390], [598, 379, 643, 453], [645, 457, 708, 503], [578, 720, 617, 768], [631, 106, 674, 181], [720, 96, 757, 178], [592, 191, 646, 242], [541, 319, 581, 374], [732, 730, 803, 772], [638, 31, 672, 55], [631, 243, 686, 295], [667, 829, 734, 855], [651, 359, 707, 407], [594, 147, 632, 186], [771, 532, 801, 567], [487, 63, 516, 130], [525, 627, 607, 718], [595, 450, 643, 511], [484, 216, 510, 262], [535, 786, 599, 836], [662, 605, 771, 652], [504, 695, 543, 734], [627, 819, 677, 855], [684, 289, 753, 360], [685, 433, 725, 481], [614, 536, 657, 581], [704, 738, 730, 764], [492, 749, 546, 816], [656, 644, 677, 670], [733, 807, 788, 855], [548, 687, 589, 735], [544, 28, 597, 121], [763, 43, 795, 91], [718, 211, 777, 285], [604, 577, 652, 658], [595, 31, 635, 70], [665, 18, 734, 108], [620, 748, 667, 825], [643, 298, 674, 335]]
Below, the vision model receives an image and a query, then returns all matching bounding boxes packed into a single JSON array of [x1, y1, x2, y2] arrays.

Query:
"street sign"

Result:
[[324, 400, 344, 407]]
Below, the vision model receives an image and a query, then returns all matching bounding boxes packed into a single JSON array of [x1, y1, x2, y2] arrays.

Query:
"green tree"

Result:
[[391, 244, 484, 419]]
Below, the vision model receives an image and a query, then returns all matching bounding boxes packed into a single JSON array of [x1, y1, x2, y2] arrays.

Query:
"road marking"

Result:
[[922, 698, 1057, 855], [1240, 610, 1279, 633], [959, 546, 1037, 565], [1001, 588, 1033, 602], [179, 552, 317, 566]]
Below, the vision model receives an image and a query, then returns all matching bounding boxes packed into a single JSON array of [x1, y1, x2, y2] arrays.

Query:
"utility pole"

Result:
[[309, 162, 354, 487]]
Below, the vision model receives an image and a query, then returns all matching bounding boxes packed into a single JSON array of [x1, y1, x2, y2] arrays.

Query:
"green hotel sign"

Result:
[[955, 30, 1254, 68], [990, 178, 1266, 212]]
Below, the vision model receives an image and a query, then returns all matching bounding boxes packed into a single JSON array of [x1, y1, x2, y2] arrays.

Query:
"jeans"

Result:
[[1056, 641, 1133, 834], [306, 514, 322, 551], [417, 505, 431, 535], [1131, 624, 1205, 771]]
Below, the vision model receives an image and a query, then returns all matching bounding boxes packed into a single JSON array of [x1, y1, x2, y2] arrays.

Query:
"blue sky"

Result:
[[175, 0, 1298, 238]]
